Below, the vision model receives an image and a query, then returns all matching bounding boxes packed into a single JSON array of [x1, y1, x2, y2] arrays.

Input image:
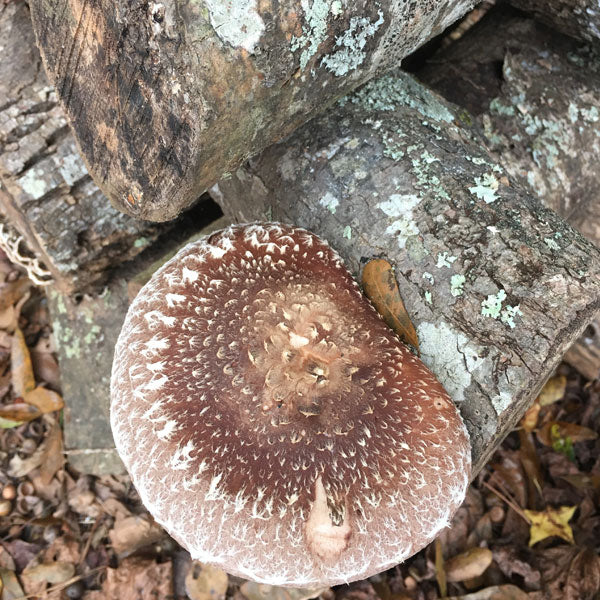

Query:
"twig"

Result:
[[481, 479, 531, 524]]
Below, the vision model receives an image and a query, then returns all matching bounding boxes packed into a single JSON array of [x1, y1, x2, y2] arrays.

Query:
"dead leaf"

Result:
[[518, 429, 543, 507], [0, 306, 16, 330], [24, 386, 64, 414], [492, 547, 541, 589], [94, 557, 172, 600], [537, 421, 598, 446], [0, 402, 41, 423], [434, 538, 447, 597], [537, 546, 600, 600], [240, 582, 328, 600], [559, 473, 600, 491], [446, 584, 529, 599], [21, 561, 75, 584], [361, 259, 419, 351], [185, 562, 228, 600], [524, 505, 577, 546], [446, 547, 493, 582], [30, 347, 61, 391], [521, 401, 541, 433], [11, 326, 36, 398], [109, 516, 166, 557], [0, 567, 26, 600], [39, 420, 64, 485], [0, 416, 24, 428], [538, 375, 567, 406], [0, 278, 31, 313], [8, 446, 44, 476]]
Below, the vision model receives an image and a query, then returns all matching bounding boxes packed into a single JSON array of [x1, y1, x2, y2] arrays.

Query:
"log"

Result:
[[29, 0, 478, 222], [0, 3, 169, 294], [418, 5, 600, 379], [212, 70, 600, 475], [507, 0, 600, 42]]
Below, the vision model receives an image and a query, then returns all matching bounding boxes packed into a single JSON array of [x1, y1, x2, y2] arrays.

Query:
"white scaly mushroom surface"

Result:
[[111, 223, 470, 587]]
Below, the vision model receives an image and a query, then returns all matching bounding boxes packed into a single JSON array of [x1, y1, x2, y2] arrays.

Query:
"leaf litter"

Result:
[[0, 251, 599, 599]]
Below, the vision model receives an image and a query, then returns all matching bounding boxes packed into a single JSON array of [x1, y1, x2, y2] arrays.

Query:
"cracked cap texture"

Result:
[[110, 222, 471, 587]]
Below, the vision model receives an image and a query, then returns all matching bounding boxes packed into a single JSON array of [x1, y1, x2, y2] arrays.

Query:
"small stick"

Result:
[[481, 479, 531, 524]]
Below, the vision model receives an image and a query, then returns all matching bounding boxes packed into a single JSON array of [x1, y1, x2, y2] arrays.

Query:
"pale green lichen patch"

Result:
[[417, 321, 485, 403], [568, 102, 579, 123], [18, 169, 51, 200], [343, 225, 352, 239], [422, 272, 435, 284], [321, 10, 384, 76], [481, 289, 522, 328], [205, 0, 265, 53], [319, 191, 339, 214], [544, 237, 561, 251], [581, 106, 599, 123], [500, 304, 523, 329], [491, 391, 512, 415], [424, 290, 432, 304], [469, 172, 499, 203], [450, 274, 466, 297], [330, 0, 343, 15], [291, 0, 332, 70], [481, 289, 505, 319], [349, 72, 455, 123], [377, 193, 421, 249], [436, 252, 457, 269], [411, 154, 450, 202], [84, 325, 102, 346], [489, 97, 516, 117], [134, 237, 150, 249]]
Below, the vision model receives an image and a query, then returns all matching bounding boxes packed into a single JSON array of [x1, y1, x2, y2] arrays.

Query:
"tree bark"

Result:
[[29, 0, 477, 222], [418, 5, 600, 379], [212, 70, 600, 475], [0, 3, 169, 294], [507, 0, 600, 42]]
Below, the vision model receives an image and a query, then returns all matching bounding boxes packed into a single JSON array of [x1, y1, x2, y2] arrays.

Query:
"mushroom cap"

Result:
[[111, 223, 471, 587]]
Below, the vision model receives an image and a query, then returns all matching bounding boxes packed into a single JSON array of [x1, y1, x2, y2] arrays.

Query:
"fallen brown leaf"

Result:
[[21, 560, 75, 584], [538, 375, 567, 406], [39, 420, 64, 485], [30, 343, 61, 391], [240, 581, 328, 600], [0, 305, 16, 330], [91, 557, 172, 600], [537, 421, 598, 446], [537, 546, 600, 600], [361, 259, 419, 351], [11, 326, 36, 399], [524, 505, 577, 546], [435, 538, 447, 597], [185, 562, 228, 600], [0, 402, 41, 423], [0, 566, 25, 600], [446, 547, 493, 582], [518, 429, 543, 507], [8, 446, 44, 476], [559, 473, 600, 491], [492, 546, 541, 590], [521, 401, 541, 433], [109, 515, 166, 557], [23, 386, 64, 414], [0, 278, 31, 313], [446, 584, 529, 599]]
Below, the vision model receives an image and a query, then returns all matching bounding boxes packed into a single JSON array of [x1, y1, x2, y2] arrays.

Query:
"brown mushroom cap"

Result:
[[111, 223, 470, 587]]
